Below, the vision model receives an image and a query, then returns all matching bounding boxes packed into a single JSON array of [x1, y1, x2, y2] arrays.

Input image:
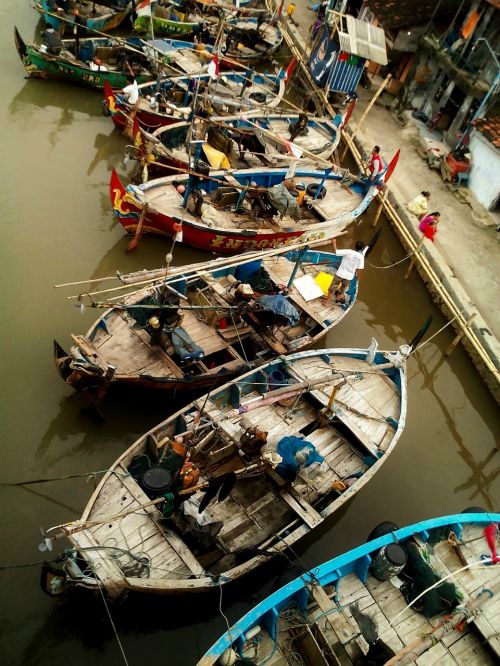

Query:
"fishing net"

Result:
[[400, 541, 462, 618]]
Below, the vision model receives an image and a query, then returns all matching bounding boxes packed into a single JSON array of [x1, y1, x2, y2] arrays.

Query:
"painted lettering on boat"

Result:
[[82, 73, 101, 84], [208, 231, 327, 250]]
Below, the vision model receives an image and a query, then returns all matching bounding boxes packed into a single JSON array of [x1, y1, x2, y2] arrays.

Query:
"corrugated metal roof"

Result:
[[365, 0, 463, 30], [337, 15, 388, 65], [475, 116, 500, 149]]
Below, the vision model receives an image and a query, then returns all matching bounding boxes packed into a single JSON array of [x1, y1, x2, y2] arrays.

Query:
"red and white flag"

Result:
[[283, 56, 297, 84], [207, 54, 220, 80], [137, 0, 151, 18], [173, 221, 183, 243], [285, 141, 303, 159]]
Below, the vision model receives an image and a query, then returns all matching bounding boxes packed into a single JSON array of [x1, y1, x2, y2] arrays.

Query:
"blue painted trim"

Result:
[[202, 513, 500, 659]]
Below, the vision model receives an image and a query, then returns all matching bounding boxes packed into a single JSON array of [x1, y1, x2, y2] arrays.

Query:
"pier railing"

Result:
[[267, 0, 500, 403]]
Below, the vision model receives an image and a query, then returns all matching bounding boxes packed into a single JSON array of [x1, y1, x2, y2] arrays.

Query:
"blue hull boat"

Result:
[[199, 512, 500, 665]]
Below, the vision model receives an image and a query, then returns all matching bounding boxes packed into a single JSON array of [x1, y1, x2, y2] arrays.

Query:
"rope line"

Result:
[[95, 577, 130, 666]]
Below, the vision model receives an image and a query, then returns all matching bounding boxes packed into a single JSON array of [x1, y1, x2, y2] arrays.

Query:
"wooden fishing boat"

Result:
[[110, 165, 384, 254], [35, 0, 134, 34], [14, 28, 154, 89], [103, 70, 285, 131], [216, 17, 283, 62], [135, 112, 341, 178], [198, 512, 500, 665], [133, 2, 202, 37], [41, 343, 408, 597], [132, 0, 260, 38], [54, 245, 359, 403]]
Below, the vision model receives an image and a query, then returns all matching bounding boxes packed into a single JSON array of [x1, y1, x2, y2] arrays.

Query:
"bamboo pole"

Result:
[[65, 235, 342, 301], [404, 237, 425, 279], [371, 187, 388, 227], [354, 74, 392, 132], [268, 0, 498, 383], [445, 313, 477, 356]]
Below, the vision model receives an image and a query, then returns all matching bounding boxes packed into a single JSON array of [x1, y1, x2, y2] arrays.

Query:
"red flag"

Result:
[[340, 98, 357, 129], [207, 53, 219, 80], [382, 149, 401, 185], [284, 55, 297, 83]]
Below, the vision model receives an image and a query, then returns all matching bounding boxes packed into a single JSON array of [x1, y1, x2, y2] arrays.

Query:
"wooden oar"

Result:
[[65, 235, 344, 301], [127, 203, 148, 251], [44, 462, 265, 541]]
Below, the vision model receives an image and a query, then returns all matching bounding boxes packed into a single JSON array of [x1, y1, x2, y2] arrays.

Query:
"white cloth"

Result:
[[335, 249, 365, 280], [123, 80, 139, 105]]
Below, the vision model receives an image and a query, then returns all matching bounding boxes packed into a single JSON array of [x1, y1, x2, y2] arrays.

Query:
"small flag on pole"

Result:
[[207, 54, 219, 80], [285, 141, 303, 159], [137, 0, 151, 17], [173, 221, 183, 243], [283, 55, 297, 84]]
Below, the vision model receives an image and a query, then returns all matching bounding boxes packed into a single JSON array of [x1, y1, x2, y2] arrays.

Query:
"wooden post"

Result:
[[327, 386, 338, 411], [372, 187, 388, 227], [445, 313, 477, 356], [404, 237, 425, 279], [355, 74, 393, 131]]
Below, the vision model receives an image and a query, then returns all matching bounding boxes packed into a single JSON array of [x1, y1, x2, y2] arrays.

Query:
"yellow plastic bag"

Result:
[[202, 143, 231, 169], [314, 272, 333, 296]]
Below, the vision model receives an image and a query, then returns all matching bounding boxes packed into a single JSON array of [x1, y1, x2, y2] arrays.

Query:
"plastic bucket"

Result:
[[268, 369, 285, 390]]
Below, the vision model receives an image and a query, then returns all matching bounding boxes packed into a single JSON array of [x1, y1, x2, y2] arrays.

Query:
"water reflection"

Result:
[[414, 347, 498, 509], [87, 132, 126, 177], [9, 80, 103, 118]]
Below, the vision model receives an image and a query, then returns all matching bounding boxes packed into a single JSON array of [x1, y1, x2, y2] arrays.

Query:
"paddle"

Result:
[[364, 228, 381, 257], [127, 203, 148, 251], [408, 316, 433, 352]]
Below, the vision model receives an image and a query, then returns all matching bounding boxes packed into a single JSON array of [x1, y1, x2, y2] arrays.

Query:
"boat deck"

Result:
[[202, 352, 401, 544], [86, 254, 351, 381], [238, 522, 500, 665], [74, 465, 205, 587], [146, 176, 359, 232]]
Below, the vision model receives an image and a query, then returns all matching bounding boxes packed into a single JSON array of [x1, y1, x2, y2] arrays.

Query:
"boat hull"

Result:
[[110, 169, 377, 254], [14, 29, 151, 90], [48, 346, 406, 597], [35, 1, 131, 34], [198, 513, 500, 664]]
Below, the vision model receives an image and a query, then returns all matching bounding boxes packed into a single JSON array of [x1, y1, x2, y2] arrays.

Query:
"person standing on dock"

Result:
[[367, 145, 384, 184], [407, 191, 431, 220], [360, 146, 385, 195]]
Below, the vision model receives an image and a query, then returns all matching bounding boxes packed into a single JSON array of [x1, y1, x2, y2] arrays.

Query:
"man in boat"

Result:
[[120, 74, 140, 139], [325, 239, 365, 302], [41, 22, 62, 56]]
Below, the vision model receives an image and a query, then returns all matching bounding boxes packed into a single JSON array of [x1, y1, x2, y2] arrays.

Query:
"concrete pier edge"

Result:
[[270, 1, 500, 404]]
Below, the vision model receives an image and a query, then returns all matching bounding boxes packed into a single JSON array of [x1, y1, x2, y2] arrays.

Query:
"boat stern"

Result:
[[110, 170, 141, 232], [103, 80, 126, 129]]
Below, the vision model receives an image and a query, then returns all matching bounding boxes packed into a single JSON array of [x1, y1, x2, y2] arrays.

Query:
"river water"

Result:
[[0, 5, 498, 665]]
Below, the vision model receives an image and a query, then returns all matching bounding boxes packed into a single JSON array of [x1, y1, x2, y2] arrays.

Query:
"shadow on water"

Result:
[[20, 508, 350, 666], [34, 384, 202, 469], [9, 80, 104, 118], [87, 132, 128, 177]]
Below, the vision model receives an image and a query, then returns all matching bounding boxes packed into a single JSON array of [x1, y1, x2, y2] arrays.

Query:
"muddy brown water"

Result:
[[1, 8, 498, 666]]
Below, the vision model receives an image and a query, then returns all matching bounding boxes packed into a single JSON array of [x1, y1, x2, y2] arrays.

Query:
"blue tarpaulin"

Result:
[[275, 436, 324, 481], [257, 294, 300, 326]]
